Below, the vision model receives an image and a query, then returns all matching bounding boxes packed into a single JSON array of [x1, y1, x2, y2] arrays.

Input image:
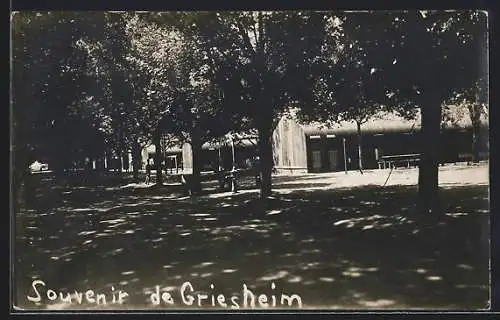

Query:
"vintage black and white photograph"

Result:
[[11, 10, 490, 310]]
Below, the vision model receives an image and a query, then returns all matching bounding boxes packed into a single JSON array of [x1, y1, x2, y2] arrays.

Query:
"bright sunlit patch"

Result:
[[457, 264, 474, 270], [287, 276, 302, 283], [359, 299, 395, 307], [360, 201, 378, 206], [214, 236, 231, 241], [342, 270, 362, 278], [258, 270, 289, 281], [121, 270, 135, 276], [199, 262, 214, 267], [111, 248, 124, 255], [126, 211, 141, 216], [222, 268, 237, 273], [267, 209, 282, 215], [445, 212, 469, 218], [426, 275, 442, 281], [302, 249, 321, 254], [101, 218, 126, 224], [415, 268, 427, 274], [72, 208, 94, 212], [190, 213, 211, 217], [319, 277, 335, 282]]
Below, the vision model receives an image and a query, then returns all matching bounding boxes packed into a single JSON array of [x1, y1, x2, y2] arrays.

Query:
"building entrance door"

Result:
[[312, 150, 321, 171], [328, 150, 338, 171]]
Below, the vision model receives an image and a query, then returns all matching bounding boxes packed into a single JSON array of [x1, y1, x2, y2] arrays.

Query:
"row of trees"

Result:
[[12, 10, 488, 215]]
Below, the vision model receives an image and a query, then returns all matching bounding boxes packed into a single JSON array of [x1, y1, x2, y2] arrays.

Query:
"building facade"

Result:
[[144, 110, 489, 175]]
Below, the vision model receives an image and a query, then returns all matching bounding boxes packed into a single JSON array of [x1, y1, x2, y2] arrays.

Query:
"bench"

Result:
[[217, 170, 239, 192], [378, 154, 420, 169]]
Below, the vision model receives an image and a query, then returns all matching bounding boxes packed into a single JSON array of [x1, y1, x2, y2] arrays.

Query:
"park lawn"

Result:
[[13, 164, 490, 310]]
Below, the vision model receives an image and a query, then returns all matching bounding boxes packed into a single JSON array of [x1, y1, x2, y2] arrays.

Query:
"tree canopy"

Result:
[[11, 10, 488, 205]]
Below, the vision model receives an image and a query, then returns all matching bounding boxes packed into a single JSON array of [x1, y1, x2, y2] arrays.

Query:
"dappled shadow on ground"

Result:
[[14, 172, 489, 310]]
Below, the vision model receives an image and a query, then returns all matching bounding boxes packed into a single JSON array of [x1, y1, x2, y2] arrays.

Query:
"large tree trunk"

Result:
[[132, 141, 141, 182], [117, 152, 123, 173], [190, 133, 203, 194], [122, 152, 129, 172], [103, 149, 108, 171], [154, 128, 163, 186], [356, 121, 364, 173], [472, 126, 480, 163], [117, 131, 125, 173], [12, 148, 32, 213], [470, 104, 482, 163], [418, 98, 442, 215], [258, 119, 274, 198]]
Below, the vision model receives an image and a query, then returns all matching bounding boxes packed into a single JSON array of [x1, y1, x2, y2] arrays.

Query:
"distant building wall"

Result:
[[147, 111, 489, 175], [181, 142, 193, 174], [272, 117, 308, 174]]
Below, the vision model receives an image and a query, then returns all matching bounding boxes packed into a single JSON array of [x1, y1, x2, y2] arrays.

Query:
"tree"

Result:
[[442, 78, 488, 162], [11, 11, 109, 200], [75, 12, 175, 181], [299, 15, 405, 173], [165, 11, 327, 197], [337, 10, 487, 215], [75, 12, 138, 174], [125, 14, 240, 190]]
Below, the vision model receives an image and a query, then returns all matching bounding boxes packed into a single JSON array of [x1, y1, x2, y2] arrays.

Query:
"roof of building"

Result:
[[301, 113, 420, 136], [146, 105, 488, 153], [300, 106, 488, 137], [148, 135, 259, 154]]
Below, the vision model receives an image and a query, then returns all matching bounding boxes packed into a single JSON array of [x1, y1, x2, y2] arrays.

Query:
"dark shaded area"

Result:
[[14, 172, 489, 310]]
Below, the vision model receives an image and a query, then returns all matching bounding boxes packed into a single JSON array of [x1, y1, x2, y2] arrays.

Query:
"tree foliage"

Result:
[[157, 11, 328, 196]]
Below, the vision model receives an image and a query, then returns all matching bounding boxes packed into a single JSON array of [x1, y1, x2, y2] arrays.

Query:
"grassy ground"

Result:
[[13, 163, 490, 310]]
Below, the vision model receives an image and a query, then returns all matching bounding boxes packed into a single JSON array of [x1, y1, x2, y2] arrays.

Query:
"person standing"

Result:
[[145, 161, 151, 185]]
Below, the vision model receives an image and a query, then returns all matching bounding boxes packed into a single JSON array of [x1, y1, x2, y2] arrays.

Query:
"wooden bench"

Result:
[[217, 170, 239, 192], [378, 154, 420, 169]]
